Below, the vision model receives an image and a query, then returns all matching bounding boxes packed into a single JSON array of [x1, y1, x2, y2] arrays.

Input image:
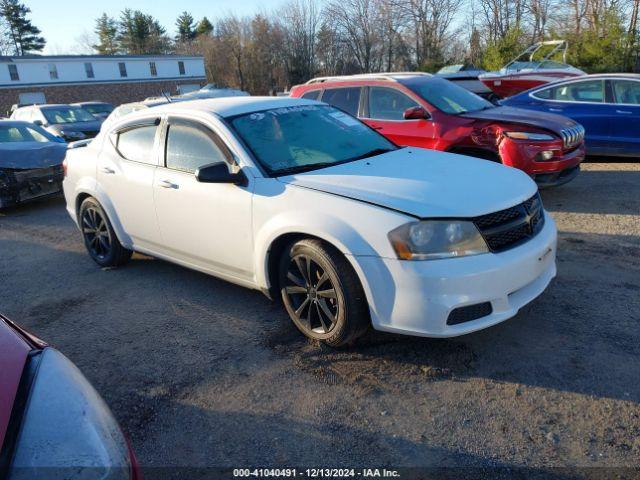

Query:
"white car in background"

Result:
[[62, 97, 557, 347]]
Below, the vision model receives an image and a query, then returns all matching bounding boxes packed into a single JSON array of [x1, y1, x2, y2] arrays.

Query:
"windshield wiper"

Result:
[[347, 148, 395, 162], [273, 162, 338, 176]]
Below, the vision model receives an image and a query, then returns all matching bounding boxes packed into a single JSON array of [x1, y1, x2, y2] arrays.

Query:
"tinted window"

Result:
[[612, 80, 640, 105], [42, 107, 95, 124], [178, 61, 185, 75], [403, 77, 493, 114], [149, 62, 157, 76], [165, 121, 228, 173], [116, 125, 157, 164], [321, 88, 361, 116], [368, 87, 419, 120], [84, 62, 94, 79], [8, 64, 19, 81], [118, 62, 127, 78], [0, 124, 54, 143], [230, 104, 395, 175], [536, 80, 604, 102], [301, 90, 321, 100]]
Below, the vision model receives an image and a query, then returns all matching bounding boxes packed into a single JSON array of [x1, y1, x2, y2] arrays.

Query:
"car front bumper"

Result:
[[500, 138, 585, 186], [354, 212, 557, 337], [0, 166, 64, 209]]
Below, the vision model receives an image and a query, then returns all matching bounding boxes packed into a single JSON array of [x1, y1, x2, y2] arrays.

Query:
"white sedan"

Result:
[[63, 97, 557, 347]]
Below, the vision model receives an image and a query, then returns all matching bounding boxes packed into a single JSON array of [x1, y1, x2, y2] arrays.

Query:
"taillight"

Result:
[[62, 159, 68, 178], [9, 348, 135, 479]]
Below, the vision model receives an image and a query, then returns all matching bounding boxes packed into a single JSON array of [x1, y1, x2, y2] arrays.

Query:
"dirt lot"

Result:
[[1, 161, 639, 478]]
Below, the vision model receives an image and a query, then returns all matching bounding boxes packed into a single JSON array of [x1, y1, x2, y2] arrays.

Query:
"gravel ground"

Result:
[[0, 161, 639, 478]]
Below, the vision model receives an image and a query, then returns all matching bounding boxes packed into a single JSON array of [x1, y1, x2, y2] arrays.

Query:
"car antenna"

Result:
[[162, 91, 172, 103]]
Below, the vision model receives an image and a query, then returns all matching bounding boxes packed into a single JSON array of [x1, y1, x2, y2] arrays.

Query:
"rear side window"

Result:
[[301, 90, 321, 100], [612, 80, 640, 105], [321, 87, 361, 116], [116, 125, 157, 164], [368, 87, 419, 120], [535, 80, 604, 103], [165, 120, 228, 173]]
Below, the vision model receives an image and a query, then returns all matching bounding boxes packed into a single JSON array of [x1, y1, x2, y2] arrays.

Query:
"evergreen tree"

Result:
[[196, 17, 214, 37], [175, 11, 196, 42], [93, 13, 118, 54], [0, 0, 45, 55], [117, 9, 171, 55]]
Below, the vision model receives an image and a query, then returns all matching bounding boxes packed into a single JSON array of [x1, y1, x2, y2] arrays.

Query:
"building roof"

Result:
[[142, 96, 319, 119], [0, 54, 204, 62]]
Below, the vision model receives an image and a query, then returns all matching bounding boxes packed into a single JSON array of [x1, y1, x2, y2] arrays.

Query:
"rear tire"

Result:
[[279, 239, 369, 347], [79, 197, 132, 268]]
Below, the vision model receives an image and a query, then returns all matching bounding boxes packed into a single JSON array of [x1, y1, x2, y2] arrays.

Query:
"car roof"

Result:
[[72, 101, 111, 106], [141, 96, 321, 119], [0, 119, 36, 127], [304, 72, 432, 86]]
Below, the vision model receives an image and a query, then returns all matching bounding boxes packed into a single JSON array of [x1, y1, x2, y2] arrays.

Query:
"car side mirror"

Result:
[[195, 162, 247, 186], [403, 106, 430, 120], [32, 119, 43, 126]]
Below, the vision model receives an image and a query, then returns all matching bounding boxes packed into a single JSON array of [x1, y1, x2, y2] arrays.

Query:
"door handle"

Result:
[[99, 166, 115, 174], [158, 180, 178, 189], [616, 110, 633, 114]]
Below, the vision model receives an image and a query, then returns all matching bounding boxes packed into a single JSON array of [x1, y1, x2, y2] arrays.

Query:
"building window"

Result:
[[49, 64, 58, 80], [178, 61, 185, 75], [118, 62, 127, 78], [149, 62, 157, 76], [85, 62, 94, 79], [8, 64, 19, 81]]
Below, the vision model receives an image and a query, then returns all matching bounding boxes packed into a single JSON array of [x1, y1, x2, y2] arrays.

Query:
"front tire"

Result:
[[279, 239, 369, 347], [79, 197, 132, 268]]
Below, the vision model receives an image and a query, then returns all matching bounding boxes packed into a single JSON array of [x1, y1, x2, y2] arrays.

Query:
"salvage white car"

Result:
[[63, 97, 557, 346]]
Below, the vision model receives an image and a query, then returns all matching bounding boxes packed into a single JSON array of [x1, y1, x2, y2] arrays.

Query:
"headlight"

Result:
[[504, 131, 555, 141], [60, 130, 86, 139], [388, 220, 489, 260]]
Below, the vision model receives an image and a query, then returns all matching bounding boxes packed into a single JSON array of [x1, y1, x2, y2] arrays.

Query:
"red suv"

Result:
[[290, 73, 585, 187]]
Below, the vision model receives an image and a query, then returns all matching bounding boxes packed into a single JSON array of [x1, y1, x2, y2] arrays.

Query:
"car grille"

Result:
[[473, 193, 545, 252], [12, 165, 63, 183], [560, 124, 585, 149]]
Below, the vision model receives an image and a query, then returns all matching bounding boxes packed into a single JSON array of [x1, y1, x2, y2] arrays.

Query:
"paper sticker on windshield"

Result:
[[329, 111, 362, 127]]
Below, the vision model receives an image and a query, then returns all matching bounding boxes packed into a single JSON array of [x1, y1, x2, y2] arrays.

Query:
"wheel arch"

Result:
[[446, 146, 501, 162], [73, 188, 132, 248]]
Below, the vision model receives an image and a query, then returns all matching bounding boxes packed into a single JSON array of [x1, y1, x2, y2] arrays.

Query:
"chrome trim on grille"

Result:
[[560, 124, 584, 149]]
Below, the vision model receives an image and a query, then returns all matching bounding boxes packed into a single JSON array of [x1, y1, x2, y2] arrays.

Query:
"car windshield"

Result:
[[230, 104, 396, 176], [83, 104, 113, 115], [0, 124, 57, 143], [402, 77, 494, 115], [42, 107, 96, 124]]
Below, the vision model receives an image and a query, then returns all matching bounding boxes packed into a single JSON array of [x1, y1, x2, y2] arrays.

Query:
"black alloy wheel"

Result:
[[79, 197, 132, 268], [279, 239, 370, 347]]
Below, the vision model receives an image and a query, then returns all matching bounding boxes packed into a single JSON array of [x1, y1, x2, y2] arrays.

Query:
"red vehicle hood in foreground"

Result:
[[460, 105, 579, 136], [0, 317, 40, 447]]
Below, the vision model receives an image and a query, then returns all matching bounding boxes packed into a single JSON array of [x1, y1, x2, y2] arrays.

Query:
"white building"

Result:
[[0, 54, 207, 113]]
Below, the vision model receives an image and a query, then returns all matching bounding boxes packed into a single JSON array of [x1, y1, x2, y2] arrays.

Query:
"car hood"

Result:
[[0, 142, 67, 169], [277, 148, 537, 218], [48, 120, 102, 132], [460, 105, 578, 135], [0, 316, 36, 448]]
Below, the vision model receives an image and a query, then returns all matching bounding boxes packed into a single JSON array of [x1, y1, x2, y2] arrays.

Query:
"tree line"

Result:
[[1, 0, 639, 95]]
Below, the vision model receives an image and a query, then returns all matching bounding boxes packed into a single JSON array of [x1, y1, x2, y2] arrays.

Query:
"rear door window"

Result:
[[301, 90, 321, 101], [321, 87, 361, 116], [116, 124, 158, 164], [612, 80, 640, 105]]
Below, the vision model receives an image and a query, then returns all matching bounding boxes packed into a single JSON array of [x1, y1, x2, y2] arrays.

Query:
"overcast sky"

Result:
[[27, 0, 283, 54]]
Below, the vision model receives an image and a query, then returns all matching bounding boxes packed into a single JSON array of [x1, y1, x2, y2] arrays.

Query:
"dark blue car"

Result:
[[501, 74, 640, 157]]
